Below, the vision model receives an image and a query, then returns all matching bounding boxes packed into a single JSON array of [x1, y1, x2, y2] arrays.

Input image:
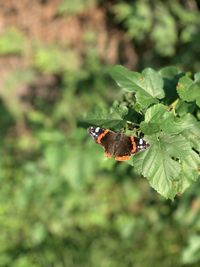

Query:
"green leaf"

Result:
[[159, 66, 180, 79], [142, 68, 164, 98], [176, 150, 200, 194], [175, 99, 196, 117], [110, 65, 165, 109], [80, 105, 128, 130], [182, 235, 200, 264], [176, 114, 200, 152], [140, 104, 200, 147], [159, 66, 183, 102], [177, 75, 200, 107], [194, 72, 200, 81], [140, 104, 181, 135], [160, 134, 192, 160], [131, 133, 196, 199]]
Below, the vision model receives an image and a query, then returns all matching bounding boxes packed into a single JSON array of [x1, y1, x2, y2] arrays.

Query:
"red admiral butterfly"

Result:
[[88, 126, 149, 161]]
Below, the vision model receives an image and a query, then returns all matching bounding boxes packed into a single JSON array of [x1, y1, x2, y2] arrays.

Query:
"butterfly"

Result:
[[88, 126, 149, 161]]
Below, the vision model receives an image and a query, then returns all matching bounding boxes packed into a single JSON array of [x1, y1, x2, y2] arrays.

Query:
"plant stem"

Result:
[[168, 98, 179, 112]]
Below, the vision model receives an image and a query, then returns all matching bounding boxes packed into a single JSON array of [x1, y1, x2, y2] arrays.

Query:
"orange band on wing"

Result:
[[105, 152, 112, 158], [115, 155, 130, 161], [97, 129, 109, 144], [131, 136, 136, 153]]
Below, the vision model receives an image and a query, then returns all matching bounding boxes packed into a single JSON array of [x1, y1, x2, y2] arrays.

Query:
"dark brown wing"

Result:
[[98, 131, 118, 156], [114, 134, 133, 160]]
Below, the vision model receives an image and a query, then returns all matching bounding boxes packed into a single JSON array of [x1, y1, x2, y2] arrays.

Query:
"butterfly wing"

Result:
[[114, 134, 135, 161], [88, 127, 117, 157], [98, 131, 118, 157]]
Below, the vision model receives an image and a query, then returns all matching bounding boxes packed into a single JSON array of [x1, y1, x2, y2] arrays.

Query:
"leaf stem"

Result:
[[168, 98, 179, 114], [127, 121, 140, 127]]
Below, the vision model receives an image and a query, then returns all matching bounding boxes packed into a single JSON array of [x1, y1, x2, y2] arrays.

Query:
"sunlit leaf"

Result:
[[110, 65, 165, 109], [80, 105, 128, 130], [131, 133, 197, 199], [140, 104, 181, 135], [176, 150, 200, 193], [182, 235, 200, 264]]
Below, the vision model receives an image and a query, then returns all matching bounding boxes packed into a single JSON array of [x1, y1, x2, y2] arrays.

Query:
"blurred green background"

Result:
[[1, 0, 200, 266]]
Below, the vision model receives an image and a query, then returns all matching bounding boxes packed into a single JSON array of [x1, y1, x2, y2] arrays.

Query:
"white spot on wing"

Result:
[[139, 138, 143, 145]]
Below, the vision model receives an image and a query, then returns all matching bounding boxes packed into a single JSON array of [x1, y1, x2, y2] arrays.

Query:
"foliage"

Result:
[[57, 0, 97, 15], [83, 65, 200, 199], [0, 1, 200, 267], [112, 0, 200, 69], [0, 27, 26, 55], [33, 45, 80, 74]]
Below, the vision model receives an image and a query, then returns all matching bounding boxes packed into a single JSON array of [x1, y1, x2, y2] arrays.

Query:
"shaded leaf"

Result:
[[175, 100, 196, 117], [159, 66, 183, 102]]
